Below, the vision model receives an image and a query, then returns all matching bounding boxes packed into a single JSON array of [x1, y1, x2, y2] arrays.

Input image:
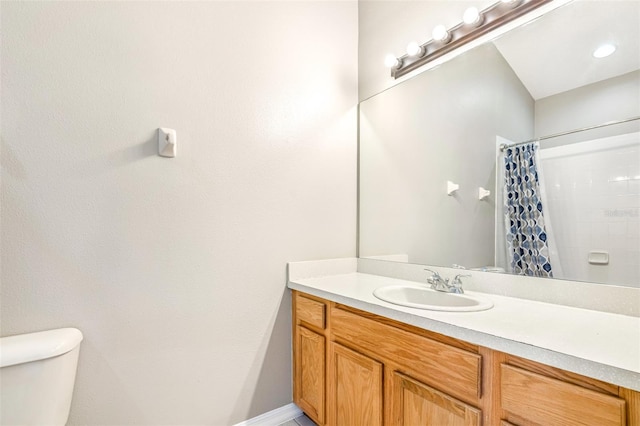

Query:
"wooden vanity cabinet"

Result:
[[293, 293, 327, 424], [293, 291, 482, 425], [329, 301, 483, 425], [292, 290, 640, 426]]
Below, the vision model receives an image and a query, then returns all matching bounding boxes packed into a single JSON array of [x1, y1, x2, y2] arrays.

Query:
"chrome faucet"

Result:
[[424, 269, 470, 294]]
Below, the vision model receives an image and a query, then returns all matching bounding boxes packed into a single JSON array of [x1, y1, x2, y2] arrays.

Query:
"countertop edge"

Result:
[[288, 280, 640, 392]]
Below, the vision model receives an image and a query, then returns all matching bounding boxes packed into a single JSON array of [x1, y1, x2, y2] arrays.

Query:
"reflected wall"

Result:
[[359, 43, 534, 267]]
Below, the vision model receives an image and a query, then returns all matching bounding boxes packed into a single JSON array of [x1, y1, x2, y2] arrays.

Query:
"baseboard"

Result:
[[233, 403, 303, 426]]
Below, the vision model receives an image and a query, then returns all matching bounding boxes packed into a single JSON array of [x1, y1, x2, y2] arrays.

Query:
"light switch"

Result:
[[158, 128, 177, 158]]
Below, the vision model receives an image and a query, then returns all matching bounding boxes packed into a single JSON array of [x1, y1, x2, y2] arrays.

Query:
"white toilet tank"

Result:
[[0, 328, 83, 426]]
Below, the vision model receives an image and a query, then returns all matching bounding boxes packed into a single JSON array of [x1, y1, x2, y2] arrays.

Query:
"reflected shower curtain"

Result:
[[503, 143, 553, 277]]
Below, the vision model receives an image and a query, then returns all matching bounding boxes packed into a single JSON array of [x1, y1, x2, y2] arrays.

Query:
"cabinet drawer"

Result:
[[296, 294, 326, 330], [331, 306, 481, 404], [501, 364, 626, 426]]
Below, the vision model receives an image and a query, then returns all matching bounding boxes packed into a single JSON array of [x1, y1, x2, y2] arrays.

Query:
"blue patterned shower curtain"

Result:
[[503, 143, 553, 277]]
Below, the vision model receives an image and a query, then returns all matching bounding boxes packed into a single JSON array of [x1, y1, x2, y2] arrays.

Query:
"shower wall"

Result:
[[540, 132, 640, 288]]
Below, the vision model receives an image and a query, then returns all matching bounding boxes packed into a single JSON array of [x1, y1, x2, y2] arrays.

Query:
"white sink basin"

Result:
[[373, 285, 494, 312]]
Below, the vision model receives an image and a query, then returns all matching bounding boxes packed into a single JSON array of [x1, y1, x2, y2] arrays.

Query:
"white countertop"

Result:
[[289, 271, 640, 391]]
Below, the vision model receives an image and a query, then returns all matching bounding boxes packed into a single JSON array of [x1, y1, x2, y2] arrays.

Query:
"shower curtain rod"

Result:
[[499, 116, 640, 152]]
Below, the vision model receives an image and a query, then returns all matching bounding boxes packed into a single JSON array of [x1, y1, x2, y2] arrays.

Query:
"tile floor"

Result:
[[279, 413, 316, 426]]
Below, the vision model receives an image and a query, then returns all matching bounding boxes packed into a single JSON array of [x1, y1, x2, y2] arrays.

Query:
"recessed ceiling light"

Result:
[[593, 44, 616, 58]]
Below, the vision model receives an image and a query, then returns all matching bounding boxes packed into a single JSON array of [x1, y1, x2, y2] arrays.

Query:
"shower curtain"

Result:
[[503, 142, 553, 277]]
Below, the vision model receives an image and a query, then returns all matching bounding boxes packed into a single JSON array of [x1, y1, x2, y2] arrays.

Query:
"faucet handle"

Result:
[[424, 268, 441, 279], [448, 274, 470, 294], [424, 268, 449, 290], [452, 274, 471, 285]]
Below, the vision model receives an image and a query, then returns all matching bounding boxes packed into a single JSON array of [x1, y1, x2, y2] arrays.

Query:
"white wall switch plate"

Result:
[[158, 128, 177, 158]]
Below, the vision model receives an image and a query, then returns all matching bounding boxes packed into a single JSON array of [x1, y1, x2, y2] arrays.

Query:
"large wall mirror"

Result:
[[359, 0, 640, 288]]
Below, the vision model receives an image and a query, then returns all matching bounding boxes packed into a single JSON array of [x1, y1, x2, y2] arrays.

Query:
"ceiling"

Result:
[[493, 0, 640, 100]]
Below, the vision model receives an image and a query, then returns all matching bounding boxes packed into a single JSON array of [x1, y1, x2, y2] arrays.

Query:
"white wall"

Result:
[[0, 1, 357, 425], [535, 70, 640, 147]]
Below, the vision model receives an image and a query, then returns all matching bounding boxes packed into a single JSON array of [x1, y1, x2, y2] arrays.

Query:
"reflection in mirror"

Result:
[[359, 0, 640, 288]]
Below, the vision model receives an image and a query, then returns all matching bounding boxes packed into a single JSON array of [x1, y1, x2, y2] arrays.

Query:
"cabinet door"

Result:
[[294, 326, 325, 424], [390, 371, 481, 426], [329, 342, 383, 426]]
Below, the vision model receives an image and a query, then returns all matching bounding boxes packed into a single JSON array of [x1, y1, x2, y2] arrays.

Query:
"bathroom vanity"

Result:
[[288, 259, 640, 426], [306, 0, 640, 423]]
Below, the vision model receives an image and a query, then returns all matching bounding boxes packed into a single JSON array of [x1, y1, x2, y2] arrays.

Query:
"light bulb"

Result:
[[406, 41, 424, 57], [384, 54, 401, 69], [463, 7, 481, 25], [432, 25, 449, 42], [593, 44, 616, 58], [462, 7, 482, 26]]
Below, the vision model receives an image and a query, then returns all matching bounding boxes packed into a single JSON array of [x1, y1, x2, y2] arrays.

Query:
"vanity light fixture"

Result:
[[593, 44, 616, 58], [386, 0, 553, 78]]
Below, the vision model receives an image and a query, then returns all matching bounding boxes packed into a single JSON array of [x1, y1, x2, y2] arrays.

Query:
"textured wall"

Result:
[[0, 1, 357, 424]]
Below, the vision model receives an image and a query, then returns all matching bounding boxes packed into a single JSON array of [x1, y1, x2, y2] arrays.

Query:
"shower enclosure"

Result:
[[498, 125, 640, 287]]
